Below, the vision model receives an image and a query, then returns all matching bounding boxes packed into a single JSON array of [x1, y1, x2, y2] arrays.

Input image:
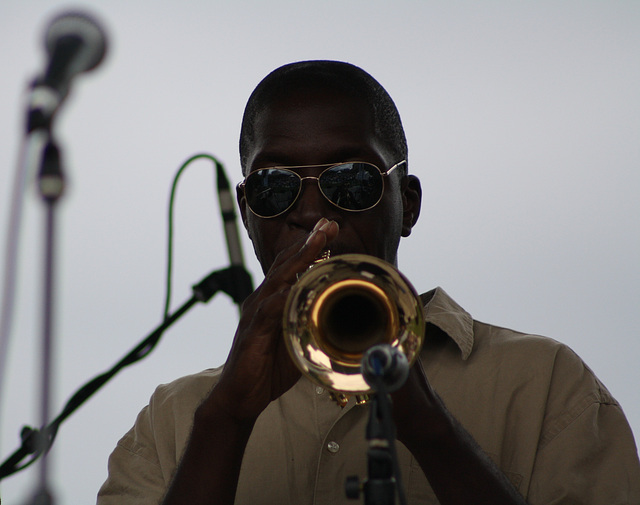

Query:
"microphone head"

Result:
[[361, 344, 410, 393], [28, 10, 108, 131], [45, 10, 108, 76]]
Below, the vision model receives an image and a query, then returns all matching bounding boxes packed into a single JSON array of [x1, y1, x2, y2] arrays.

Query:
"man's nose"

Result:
[[286, 178, 337, 229]]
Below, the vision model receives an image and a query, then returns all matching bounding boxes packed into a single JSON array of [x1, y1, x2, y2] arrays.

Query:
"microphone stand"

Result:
[[345, 345, 410, 505], [0, 264, 252, 485], [2, 101, 254, 492], [346, 391, 397, 505], [28, 133, 64, 505], [21, 79, 68, 501]]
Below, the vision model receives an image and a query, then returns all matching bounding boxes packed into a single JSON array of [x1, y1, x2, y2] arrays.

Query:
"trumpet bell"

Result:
[[284, 254, 425, 397]]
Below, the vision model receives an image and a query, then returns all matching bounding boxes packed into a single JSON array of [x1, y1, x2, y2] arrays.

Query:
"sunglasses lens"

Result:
[[320, 163, 383, 211], [244, 169, 300, 217]]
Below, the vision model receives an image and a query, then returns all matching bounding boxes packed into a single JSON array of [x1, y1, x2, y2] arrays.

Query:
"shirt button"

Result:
[[315, 386, 324, 395], [327, 441, 340, 453]]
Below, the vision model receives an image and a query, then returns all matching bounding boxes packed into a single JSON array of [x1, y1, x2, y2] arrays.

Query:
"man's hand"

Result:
[[162, 218, 339, 505], [207, 217, 339, 422]]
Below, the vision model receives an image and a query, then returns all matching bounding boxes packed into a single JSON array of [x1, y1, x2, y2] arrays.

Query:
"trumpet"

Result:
[[283, 253, 425, 406]]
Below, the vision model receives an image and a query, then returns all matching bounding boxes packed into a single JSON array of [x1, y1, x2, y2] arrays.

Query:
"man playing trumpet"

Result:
[[98, 60, 640, 504]]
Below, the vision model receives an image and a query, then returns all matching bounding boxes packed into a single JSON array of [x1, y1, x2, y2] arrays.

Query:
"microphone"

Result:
[[28, 10, 108, 131], [215, 162, 254, 304], [361, 344, 410, 393]]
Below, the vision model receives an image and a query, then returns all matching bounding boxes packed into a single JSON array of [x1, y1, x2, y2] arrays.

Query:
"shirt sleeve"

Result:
[[96, 403, 168, 505], [527, 346, 640, 504], [95, 370, 216, 504]]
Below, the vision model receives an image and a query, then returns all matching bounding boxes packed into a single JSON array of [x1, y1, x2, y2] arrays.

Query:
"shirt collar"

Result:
[[421, 287, 474, 360]]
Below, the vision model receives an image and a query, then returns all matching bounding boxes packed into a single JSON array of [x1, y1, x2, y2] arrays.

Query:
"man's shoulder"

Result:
[[473, 319, 565, 352], [424, 287, 613, 401], [472, 320, 617, 404], [150, 366, 224, 409], [472, 319, 581, 366], [424, 286, 577, 357], [422, 287, 577, 363]]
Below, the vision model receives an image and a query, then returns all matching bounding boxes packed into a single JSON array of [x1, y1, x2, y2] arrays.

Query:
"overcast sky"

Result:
[[1, 1, 639, 503]]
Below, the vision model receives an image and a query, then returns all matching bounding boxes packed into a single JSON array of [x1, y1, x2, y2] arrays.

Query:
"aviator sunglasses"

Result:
[[239, 160, 406, 218]]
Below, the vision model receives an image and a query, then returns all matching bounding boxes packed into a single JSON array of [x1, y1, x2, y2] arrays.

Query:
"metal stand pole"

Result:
[[345, 344, 410, 505], [30, 139, 65, 505]]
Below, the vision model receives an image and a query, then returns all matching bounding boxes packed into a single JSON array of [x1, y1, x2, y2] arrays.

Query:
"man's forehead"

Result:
[[257, 84, 373, 119], [252, 88, 376, 141], [246, 93, 383, 171]]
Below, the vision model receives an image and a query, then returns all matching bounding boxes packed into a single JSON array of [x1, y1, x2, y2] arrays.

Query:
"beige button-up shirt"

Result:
[[97, 288, 640, 504]]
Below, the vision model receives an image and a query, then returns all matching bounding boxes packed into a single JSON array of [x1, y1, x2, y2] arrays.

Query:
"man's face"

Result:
[[238, 87, 419, 274]]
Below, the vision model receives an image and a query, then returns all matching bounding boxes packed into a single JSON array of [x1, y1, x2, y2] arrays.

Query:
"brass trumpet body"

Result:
[[283, 254, 425, 401]]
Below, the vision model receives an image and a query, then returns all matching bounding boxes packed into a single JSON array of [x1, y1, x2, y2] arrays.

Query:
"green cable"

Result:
[[163, 153, 218, 322]]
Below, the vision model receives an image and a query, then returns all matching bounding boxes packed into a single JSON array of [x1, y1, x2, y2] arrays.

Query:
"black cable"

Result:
[[0, 294, 198, 479]]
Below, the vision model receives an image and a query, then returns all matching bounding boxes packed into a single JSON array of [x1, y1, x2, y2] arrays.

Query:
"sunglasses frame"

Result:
[[239, 160, 407, 218]]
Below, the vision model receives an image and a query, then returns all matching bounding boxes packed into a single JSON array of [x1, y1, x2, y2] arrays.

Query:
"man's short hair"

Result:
[[239, 60, 408, 174]]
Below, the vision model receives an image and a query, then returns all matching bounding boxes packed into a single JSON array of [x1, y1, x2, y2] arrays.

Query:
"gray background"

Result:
[[1, 1, 638, 503]]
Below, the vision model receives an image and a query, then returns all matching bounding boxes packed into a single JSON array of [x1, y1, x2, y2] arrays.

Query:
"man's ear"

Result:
[[401, 174, 422, 237], [236, 183, 250, 233]]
